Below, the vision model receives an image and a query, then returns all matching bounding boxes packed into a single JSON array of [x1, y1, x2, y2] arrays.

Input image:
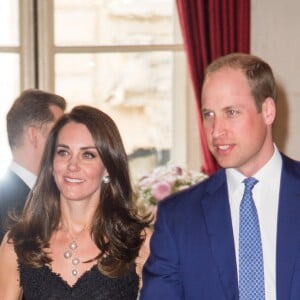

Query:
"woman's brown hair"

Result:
[[9, 105, 150, 277]]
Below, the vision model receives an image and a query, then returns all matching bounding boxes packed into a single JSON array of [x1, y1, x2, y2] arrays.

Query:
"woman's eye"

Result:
[[83, 152, 96, 159], [56, 149, 69, 156]]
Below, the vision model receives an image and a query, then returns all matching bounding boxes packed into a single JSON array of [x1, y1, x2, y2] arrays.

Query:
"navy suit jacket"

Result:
[[141, 154, 300, 299], [0, 170, 30, 242]]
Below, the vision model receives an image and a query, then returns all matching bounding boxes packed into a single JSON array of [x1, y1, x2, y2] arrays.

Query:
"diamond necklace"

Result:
[[62, 223, 84, 277]]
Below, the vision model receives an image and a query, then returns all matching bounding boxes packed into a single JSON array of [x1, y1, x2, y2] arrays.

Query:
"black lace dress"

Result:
[[19, 263, 139, 300]]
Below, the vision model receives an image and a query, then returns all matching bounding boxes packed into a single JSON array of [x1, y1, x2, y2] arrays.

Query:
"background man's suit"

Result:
[[141, 154, 300, 299], [0, 170, 30, 242]]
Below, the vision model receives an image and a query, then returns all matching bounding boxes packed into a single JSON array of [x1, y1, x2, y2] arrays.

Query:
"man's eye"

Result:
[[202, 111, 214, 119], [226, 109, 239, 117]]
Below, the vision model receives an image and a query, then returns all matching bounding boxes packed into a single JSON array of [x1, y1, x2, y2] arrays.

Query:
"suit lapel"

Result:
[[276, 155, 300, 299], [202, 170, 239, 300]]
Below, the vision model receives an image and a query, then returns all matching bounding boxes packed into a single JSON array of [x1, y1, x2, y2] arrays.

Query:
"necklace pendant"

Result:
[[64, 250, 72, 259], [72, 257, 80, 265], [69, 241, 78, 250], [61, 225, 83, 277], [72, 268, 78, 276]]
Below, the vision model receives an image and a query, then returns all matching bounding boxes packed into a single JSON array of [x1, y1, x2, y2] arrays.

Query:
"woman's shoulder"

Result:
[[0, 232, 17, 264], [136, 227, 152, 288], [0, 232, 22, 299]]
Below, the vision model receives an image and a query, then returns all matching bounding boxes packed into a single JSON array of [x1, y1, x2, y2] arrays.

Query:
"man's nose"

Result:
[[212, 117, 226, 139]]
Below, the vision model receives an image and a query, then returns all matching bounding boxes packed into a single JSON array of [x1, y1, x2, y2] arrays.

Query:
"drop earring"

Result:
[[103, 175, 110, 184]]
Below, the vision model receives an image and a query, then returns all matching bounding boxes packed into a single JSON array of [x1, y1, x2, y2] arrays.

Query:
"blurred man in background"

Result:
[[0, 89, 66, 241]]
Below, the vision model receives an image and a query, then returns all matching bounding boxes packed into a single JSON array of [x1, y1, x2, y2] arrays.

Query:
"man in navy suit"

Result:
[[0, 89, 66, 242], [140, 53, 300, 299]]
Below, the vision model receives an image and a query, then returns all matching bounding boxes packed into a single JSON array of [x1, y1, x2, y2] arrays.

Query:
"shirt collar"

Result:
[[226, 144, 282, 192], [9, 161, 37, 189]]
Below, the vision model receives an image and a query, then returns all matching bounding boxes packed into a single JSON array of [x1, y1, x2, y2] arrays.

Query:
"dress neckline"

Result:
[[46, 263, 98, 288]]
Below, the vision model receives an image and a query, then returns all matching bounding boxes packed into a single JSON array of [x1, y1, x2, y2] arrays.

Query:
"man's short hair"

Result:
[[6, 88, 67, 149], [203, 53, 277, 112]]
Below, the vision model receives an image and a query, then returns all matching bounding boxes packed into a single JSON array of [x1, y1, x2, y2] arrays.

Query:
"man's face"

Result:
[[201, 67, 275, 176]]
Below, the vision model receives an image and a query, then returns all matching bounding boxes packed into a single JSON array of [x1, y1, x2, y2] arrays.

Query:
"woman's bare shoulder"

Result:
[[0, 232, 22, 300], [0, 232, 17, 262], [136, 227, 152, 280]]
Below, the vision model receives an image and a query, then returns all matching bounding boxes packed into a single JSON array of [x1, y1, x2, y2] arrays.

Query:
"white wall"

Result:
[[251, 0, 300, 159]]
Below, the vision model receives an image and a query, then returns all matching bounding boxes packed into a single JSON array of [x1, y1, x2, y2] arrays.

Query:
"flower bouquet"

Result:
[[134, 164, 208, 223]]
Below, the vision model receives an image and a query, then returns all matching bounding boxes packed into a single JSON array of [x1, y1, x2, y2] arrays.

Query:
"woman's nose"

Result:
[[67, 156, 80, 171]]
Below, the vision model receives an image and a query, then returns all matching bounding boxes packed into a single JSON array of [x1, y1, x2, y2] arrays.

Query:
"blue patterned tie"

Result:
[[239, 177, 265, 299]]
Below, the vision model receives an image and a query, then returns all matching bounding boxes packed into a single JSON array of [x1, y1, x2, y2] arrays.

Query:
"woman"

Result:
[[0, 105, 151, 299]]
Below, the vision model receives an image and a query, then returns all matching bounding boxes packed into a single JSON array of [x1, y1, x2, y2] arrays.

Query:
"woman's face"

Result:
[[53, 121, 106, 203]]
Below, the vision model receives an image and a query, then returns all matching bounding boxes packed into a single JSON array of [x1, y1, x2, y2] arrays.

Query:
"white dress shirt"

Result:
[[9, 161, 37, 189], [226, 145, 282, 300]]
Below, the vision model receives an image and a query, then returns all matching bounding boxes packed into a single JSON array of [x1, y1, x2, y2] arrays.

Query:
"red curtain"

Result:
[[176, 0, 250, 175]]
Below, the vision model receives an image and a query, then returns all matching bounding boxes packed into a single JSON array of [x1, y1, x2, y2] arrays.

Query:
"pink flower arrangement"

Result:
[[134, 164, 208, 221]]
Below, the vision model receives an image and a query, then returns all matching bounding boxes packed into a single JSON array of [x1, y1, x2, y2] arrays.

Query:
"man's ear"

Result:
[[262, 97, 276, 125], [26, 126, 38, 148]]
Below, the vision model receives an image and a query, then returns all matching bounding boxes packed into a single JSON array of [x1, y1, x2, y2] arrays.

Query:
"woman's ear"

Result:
[[262, 97, 276, 125]]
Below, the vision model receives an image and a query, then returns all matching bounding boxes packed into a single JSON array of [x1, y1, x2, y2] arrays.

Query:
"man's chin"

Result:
[[214, 158, 235, 169]]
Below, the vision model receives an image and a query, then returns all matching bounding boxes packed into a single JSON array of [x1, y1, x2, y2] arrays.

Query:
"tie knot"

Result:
[[243, 177, 258, 191]]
